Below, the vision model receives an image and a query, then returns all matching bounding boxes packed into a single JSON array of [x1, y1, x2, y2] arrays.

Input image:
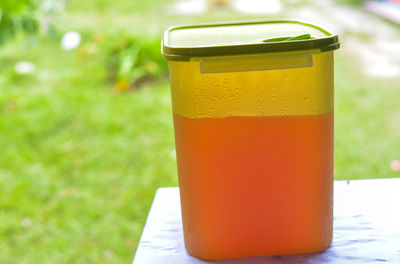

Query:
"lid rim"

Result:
[[162, 20, 340, 61]]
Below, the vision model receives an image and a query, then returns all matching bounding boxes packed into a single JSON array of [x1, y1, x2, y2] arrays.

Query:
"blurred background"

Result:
[[1, 0, 400, 262]]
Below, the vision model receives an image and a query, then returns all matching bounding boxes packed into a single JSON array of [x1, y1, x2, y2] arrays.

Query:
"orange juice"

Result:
[[174, 112, 333, 259]]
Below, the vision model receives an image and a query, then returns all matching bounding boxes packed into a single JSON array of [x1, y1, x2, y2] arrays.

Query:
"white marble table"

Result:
[[133, 178, 400, 264]]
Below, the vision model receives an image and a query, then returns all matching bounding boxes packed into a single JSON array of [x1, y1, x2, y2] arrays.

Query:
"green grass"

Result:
[[0, 36, 177, 263], [0, 82, 177, 262], [334, 56, 400, 180], [336, 0, 366, 5], [1, 0, 400, 263]]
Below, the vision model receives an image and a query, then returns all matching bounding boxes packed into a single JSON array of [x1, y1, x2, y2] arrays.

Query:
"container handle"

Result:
[[262, 34, 313, 43], [200, 52, 314, 74]]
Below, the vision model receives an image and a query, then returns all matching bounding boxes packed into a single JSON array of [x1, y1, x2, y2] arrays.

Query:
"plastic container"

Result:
[[162, 20, 340, 260]]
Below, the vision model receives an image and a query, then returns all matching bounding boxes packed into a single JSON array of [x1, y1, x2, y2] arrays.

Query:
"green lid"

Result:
[[162, 20, 340, 61]]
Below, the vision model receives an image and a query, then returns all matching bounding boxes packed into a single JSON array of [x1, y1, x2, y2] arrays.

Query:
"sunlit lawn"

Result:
[[1, 0, 400, 263]]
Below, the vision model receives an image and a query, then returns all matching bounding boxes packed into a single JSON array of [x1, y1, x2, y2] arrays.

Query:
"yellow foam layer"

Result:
[[168, 51, 333, 118]]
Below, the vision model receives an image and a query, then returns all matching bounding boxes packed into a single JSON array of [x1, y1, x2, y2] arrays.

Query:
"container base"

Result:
[[187, 242, 332, 261]]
